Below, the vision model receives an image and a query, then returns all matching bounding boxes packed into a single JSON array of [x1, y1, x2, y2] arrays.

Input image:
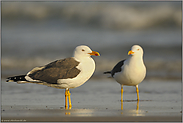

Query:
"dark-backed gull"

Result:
[[6, 45, 100, 109]]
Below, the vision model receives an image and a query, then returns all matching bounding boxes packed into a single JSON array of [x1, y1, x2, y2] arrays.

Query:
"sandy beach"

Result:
[[1, 108, 181, 122], [1, 79, 182, 122]]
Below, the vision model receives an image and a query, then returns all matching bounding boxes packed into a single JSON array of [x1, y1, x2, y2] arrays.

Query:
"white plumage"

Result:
[[104, 45, 146, 107], [114, 45, 146, 86]]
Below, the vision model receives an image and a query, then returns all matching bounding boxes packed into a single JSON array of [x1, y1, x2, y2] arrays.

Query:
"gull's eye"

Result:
[[137, 49, 140, 51], [82, 49, 85, 51]]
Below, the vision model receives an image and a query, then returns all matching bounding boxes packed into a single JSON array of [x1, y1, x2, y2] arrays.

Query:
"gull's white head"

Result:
[[73, 45, 100, 59], [128, 45, 144, 57]]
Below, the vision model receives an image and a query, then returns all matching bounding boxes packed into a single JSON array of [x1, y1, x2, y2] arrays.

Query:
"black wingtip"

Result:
[[6, 75, 26, 82], [103, 71, 111, 74], [6, 77, 15, 82]]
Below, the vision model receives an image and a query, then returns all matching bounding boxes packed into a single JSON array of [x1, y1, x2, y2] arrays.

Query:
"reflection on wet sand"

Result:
[[121, 100, 146, 116], [64, 108, 96, 116], [121, 109, 146, 117], [64, 100, 143, 116]]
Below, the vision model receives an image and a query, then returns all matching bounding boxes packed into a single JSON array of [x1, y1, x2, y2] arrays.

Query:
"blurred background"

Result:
[[1, 1, 182, 81]]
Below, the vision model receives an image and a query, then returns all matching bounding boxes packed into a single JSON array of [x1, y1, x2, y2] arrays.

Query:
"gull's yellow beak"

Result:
[[88, 51, 100, 56], [128, 50, 134, 55]]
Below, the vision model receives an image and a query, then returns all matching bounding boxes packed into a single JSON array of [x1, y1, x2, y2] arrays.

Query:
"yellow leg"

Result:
[[121, 85, 123, 102], [136, 85, 139, 101], [136, 100, 139, 110], [65, 89, 68, 109], [121, 85, 123, 110], [68, 89, 72, 109]]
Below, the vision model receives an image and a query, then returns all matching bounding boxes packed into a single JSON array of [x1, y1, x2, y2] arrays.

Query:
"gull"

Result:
[[6, 45, 100, 109], [104, 45, 146, 108]]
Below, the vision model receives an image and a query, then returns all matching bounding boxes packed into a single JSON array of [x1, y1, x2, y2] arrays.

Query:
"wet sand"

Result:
[[1, 109, 182, 122], [1, 79, 182, 122], [1, 105, 181, 122]]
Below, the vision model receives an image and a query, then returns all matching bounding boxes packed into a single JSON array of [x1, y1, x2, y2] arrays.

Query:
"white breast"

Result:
[[114, 57, 146, 86]]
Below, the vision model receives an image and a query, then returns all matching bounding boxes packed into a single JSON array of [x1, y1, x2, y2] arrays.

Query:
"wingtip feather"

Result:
[[103, 71, 111, 74]]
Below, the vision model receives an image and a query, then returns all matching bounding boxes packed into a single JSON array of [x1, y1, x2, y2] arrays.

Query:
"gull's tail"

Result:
[[103, 71, 113, 78], [6, 75, 26, 82], [103, 71, 111, 74]]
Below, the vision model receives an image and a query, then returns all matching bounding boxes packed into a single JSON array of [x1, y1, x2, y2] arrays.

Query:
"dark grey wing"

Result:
[[28, 57, 81, 84], [111, 59, 125, 77]]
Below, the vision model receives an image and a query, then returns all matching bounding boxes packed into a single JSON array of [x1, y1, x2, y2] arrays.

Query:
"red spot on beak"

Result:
[[88, 51, 100, 56]]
